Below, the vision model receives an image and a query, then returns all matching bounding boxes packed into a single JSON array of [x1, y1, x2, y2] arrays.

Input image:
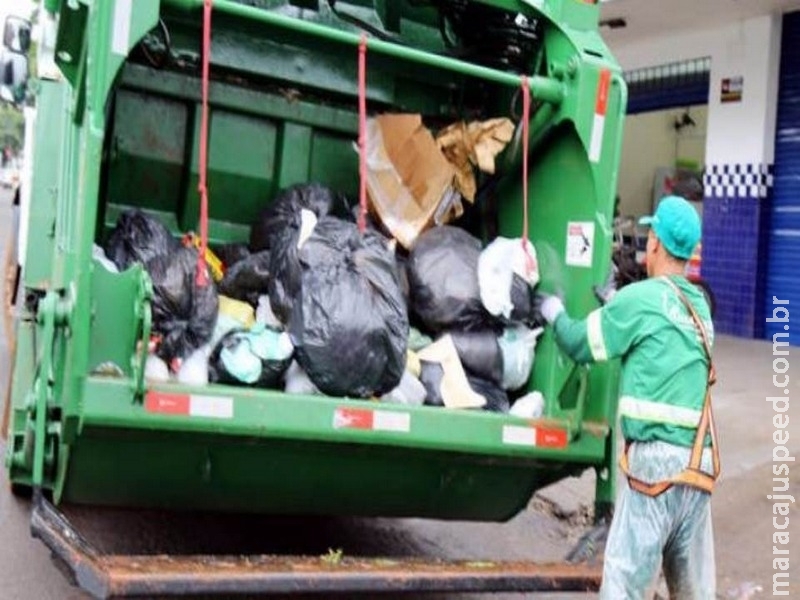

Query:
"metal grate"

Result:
[[624, 57, 711, 113]]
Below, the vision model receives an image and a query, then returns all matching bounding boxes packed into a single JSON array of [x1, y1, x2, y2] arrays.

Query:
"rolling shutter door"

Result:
[[765, 11, 800, 346]]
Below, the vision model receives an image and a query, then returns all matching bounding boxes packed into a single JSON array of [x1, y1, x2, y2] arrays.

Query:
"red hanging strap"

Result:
[[520, 76, 534, 274], [195, 0, 213, 286], [357, 33, 368, 234]]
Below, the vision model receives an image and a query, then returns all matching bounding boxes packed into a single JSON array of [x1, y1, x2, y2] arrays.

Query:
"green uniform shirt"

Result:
[[552, 275, 714, 447]]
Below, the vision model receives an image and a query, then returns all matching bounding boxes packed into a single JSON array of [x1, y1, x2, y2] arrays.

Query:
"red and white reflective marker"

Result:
[[502, 424, 568, 449], [589, 69, 611, 164], [145, 391, 233, 419], [333, 408, 411, 433]]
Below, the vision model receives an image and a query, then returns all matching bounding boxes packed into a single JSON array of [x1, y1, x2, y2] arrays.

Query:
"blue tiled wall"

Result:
[[702, 164, 773, 338]]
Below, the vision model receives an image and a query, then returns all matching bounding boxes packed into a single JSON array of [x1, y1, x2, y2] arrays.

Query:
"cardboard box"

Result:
[[364, 114, 460, 250], [364, 114, 514, 250]]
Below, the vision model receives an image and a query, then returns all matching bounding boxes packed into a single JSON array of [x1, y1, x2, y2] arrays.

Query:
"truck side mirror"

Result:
[[3, 17, 32, 55]]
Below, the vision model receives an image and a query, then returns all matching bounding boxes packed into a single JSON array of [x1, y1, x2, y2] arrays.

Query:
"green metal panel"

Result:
[[22, 80, 69, 290], [276, 123, 313, 189], [9, 0, 628, 521], [106, 89, 190, 214], [57, 378, 604, 518], [309, 131, 360, 199], [87, 264, 147, 377]]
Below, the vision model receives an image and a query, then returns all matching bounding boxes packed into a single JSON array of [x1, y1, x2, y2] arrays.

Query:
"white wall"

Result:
[[612, 14, 783, 166], [618, 106, 707, 218]]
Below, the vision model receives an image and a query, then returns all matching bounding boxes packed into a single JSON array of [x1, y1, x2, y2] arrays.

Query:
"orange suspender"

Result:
[[619, 277, 721, 497]]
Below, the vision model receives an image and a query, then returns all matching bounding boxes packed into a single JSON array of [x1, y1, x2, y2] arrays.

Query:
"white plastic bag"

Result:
[[381, 370, 426, 406], [510, 391, 545, 419], [478, 237, 539, 319], [256, 294, 283, 329], [144, 353, 170, 382], [498, 326, 543, 390], [297, 208, 318, 249], [212, 326, 293, 387], [284, 360, 320, 395], [177, 346, 210, 386], [92, 244, 119, 273]]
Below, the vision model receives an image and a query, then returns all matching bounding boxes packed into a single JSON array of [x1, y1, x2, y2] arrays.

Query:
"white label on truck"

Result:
[[502, 424, 568, 448], [189, 395, 234, 419], [589, 69, 611, 163], [373, 410, 411, 433], [145, 391, 234, 420], [588, 114, 605, 163], [333, 408, 410, 433], [566, 221, 595, 268], [502, 425, 537, 447], [112, 0, 133, 56]]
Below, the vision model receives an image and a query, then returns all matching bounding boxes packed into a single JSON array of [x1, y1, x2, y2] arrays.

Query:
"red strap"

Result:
[[195, 0, 213, 286], [520, 76, 534, 274], [357, 34, 368, 234]]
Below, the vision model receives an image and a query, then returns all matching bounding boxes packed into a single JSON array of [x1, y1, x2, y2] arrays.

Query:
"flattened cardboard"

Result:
[[364, 114, 458, 249]]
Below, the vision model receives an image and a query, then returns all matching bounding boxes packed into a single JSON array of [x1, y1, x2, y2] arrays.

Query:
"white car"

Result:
[[0, 164, 20, 189]]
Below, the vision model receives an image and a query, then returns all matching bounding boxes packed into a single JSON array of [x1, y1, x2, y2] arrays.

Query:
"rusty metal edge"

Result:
[[30, 492, 603, 598], [30, 490, 111, 599]]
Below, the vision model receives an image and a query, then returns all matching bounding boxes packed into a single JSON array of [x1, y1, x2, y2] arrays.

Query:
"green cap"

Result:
[[638, 195, 701, 260]]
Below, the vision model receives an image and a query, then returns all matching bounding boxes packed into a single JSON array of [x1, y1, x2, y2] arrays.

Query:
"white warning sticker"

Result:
[[189, 395, 234, 419], [566, 222, 595, 268], [112, 0, 133, 56]]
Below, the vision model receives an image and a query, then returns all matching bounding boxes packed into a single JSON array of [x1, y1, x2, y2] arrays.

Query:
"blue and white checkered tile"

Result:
[[703, 163, 774, 199]]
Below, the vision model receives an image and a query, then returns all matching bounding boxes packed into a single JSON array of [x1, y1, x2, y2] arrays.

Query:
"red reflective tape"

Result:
[[333, 408, 411, 432], [595, 69, 611, 116], [145, 391, 190, 415], [536, 427, 568, 449], [502, 424, 568, 448], [334, 408, 374, 430], [144, 392, 233, 419]]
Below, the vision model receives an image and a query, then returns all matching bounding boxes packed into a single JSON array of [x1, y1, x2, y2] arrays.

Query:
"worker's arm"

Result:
[[537, 284, 644, 364]]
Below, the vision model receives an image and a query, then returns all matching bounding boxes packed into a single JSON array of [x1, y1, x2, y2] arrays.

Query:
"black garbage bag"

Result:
[[147, 246, 219, 363], [250, 183, 349, 251], [250, 184, 349, 323], [467, 375, 510, 413], [395, 251, 411, 304], [449, 330, 503, 384], [209, 325, 293, 388], [217, 250, 271, 307], [289, 217, 408, 398], [509, 273, 537, 324], [213, 243, 251, 270], [407, 226, 496, 333], [105, 209, 179, 271], [420, 361, 446, 408]]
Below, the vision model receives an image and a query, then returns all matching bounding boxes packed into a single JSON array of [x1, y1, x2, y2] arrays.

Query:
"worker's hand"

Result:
[[533, 292, 565, 325]]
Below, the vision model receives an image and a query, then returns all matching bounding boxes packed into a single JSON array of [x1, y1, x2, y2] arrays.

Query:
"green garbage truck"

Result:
[[3, 0, 627, 596]]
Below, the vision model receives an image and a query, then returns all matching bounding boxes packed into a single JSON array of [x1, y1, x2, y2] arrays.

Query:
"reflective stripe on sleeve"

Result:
[[619, 396, 702, 428], [587, 308, 608, 361]]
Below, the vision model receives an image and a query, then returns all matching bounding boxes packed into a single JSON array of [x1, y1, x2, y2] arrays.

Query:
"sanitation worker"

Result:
[[535, 195, 719, 599]]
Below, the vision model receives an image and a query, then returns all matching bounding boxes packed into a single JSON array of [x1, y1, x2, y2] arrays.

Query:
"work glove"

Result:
[[532, 292, 565, 326], [593, 265, 618, 306]]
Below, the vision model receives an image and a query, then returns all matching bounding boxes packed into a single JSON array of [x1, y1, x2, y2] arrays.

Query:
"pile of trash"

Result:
[[96, 113, 550, 417]]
